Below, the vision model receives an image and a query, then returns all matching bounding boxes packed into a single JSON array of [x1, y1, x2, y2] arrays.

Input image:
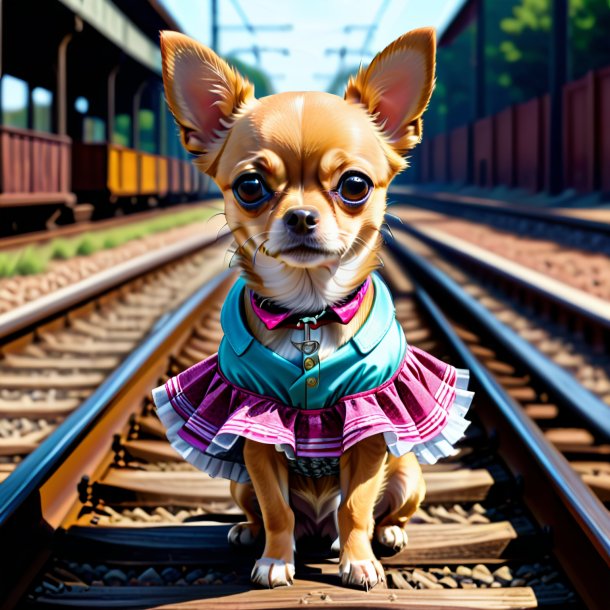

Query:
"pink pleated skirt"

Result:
[[152, 345, 473, 483]]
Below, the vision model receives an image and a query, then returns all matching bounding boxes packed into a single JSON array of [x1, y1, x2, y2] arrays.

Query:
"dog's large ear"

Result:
[[345, 28, 435, 154], [160, 31, 255, 165]]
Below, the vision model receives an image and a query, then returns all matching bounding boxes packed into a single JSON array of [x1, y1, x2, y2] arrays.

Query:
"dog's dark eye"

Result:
[[336, 172, 373, 207], [233, 174, 272, 209]]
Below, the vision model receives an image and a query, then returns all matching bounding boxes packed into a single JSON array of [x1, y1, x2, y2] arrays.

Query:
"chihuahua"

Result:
[[156, 28, 468, 591]]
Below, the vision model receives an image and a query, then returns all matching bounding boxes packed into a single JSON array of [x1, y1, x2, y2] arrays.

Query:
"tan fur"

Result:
[[345, 28, 436, 156], [160, 28, 436, 589], [229, 480, 261, 528], [339, 435, 387, 569], [377, 453, 427, 525], [160, 30, 256, 171], [243, 440, 294, 563], [290, 475, 340, 520]]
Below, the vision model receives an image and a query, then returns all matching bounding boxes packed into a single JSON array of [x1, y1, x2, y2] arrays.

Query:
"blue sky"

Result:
[[159, 0, 464, 93]]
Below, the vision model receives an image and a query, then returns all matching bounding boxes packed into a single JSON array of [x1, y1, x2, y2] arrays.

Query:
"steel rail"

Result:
[[0, 229, 229, 342], [387, 217, 610, 331], [404, 286, 610, 610], [389, 187, 610, 234], [0, 269, 231, 527], [414, 284, 610, 553], [388, 238, 610, 610], [386, 218, 610, 439]]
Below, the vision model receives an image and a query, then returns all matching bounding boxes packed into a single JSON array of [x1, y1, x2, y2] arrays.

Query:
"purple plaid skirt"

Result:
[[153, 345, 473, 483]]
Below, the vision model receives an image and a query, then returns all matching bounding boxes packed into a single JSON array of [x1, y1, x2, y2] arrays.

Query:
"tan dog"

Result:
[[160, 28, 436, 589]]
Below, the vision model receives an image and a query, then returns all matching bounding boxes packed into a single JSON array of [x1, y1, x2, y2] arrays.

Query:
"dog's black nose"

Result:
[[283, 208, 319, 235]]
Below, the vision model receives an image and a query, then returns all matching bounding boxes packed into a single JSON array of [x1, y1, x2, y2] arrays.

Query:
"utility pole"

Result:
[[325, 47, 373, 71], [357, 0, 389, 56], [475, 0, 485, 120], [548, 0, 568, 195], [325, 1, 389, 89], [212, 0, 292, 83], [211, 0, 219, 52], [211, 0, 291, 57], [221, 0, 291, 38]]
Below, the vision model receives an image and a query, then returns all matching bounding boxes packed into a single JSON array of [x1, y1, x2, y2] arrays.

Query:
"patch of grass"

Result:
[[76, 235, 103, 256], [51, 239, 77, 260], [0, 252, 20, 278], [0, 205, 217, 279], [102, 234, 122, 249], [15, 247, 46, 275]]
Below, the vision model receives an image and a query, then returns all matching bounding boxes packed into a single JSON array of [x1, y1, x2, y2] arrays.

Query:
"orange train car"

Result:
[[71, 143, 208, 211]]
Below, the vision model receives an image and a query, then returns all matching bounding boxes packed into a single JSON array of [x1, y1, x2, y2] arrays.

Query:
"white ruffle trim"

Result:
[[384, 369, 473, 465], [152, 366, 474, 482], [153, 385, 251, 483]]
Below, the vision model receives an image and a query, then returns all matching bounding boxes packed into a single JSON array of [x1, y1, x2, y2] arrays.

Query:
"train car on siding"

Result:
[[0, 0, 209, 235]]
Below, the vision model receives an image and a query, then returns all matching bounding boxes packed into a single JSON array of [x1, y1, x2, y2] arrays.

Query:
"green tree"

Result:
[[569, 0, 610, 78], [493, 0, 551, 106], [113, 114, 132, 147], [487, 0, 610, 113]]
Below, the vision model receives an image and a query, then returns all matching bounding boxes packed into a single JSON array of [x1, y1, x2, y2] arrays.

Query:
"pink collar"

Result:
[[250, 277, 371, 331]]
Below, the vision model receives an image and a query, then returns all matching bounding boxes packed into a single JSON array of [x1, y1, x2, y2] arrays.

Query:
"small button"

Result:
[[304, 357, 315, 370], [306, 377, 318, 387]]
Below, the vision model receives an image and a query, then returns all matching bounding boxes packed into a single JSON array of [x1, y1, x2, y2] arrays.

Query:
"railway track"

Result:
[[386, 223, 610, 496], [387, 208, 610, 406], [0, 224, 231, 600], [1, 235, 607, 609], [389, 186, 610, 251], [0, 241, 228, 486]]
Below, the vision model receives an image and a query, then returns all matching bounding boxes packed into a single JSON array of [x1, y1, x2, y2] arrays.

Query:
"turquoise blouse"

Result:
[[218, 273, 406, 410]]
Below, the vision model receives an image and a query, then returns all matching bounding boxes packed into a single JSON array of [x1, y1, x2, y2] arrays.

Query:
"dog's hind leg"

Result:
[[374, 452, 425, 552], [338, 433, 387, 589], [227, 480, 262, 546], [243, 439, 295, 588]]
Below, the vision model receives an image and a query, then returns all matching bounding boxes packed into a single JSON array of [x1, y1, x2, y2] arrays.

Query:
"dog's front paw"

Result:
[[228, 522, 261, 546], [376, 524, 408, 552], [251, 557, 295, 588], [339, 559, 385, 590]]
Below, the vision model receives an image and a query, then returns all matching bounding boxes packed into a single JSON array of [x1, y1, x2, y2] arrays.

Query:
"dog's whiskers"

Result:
[[226, 250, 239, 269], [253, 239, 270, 267], [215, 222, 229, 241], [337, 228, 383, 266], [341, 247, 384, 271], [238, 231, 269, 252], [207, 210, 227, 222]]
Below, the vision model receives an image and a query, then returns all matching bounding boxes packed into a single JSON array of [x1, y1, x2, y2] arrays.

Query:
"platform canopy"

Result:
[[56, 0, 162, 74]]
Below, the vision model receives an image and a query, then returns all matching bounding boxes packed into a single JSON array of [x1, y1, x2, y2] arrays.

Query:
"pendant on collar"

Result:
[[291, 315, 323, 355]]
